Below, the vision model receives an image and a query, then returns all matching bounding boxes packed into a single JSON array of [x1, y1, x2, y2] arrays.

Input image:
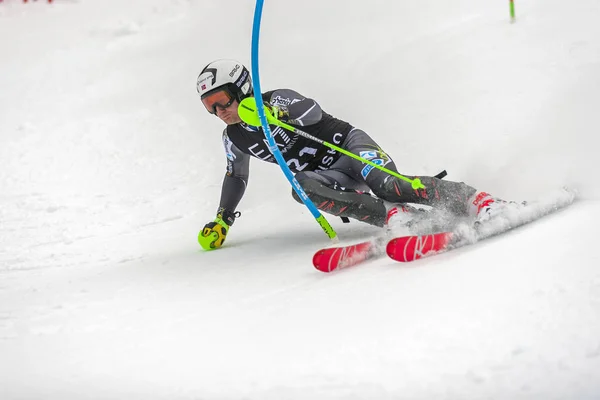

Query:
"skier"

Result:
[[197, 59, 505, 250]]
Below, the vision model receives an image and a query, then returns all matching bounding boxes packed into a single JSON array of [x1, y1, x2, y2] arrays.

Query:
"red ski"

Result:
[[386, 232, 454, 262], [312, 239, 379, 272], [312, 232, 454, 272], [314, 187, 575, 270]]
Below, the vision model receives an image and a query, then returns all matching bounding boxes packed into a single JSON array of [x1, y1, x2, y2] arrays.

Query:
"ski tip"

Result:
[[386, 232, 453, 262], [312, 250, 336, 273], [386, 238, 411, 262]]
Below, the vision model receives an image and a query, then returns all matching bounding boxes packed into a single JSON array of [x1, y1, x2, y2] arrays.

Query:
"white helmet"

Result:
[[197, 59, 252, 113]]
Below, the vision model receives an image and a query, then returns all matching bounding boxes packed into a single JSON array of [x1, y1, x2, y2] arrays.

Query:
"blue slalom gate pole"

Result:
[[250, 0, 337, 241]]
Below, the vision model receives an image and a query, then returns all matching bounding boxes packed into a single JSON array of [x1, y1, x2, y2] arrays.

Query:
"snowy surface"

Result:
[[1, 0, 600, 399]]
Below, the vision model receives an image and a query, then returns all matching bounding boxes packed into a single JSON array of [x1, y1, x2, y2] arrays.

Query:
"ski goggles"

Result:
[[201, 88, 235, 114]]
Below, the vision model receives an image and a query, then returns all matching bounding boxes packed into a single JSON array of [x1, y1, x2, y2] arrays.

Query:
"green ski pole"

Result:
[[238, 97, 425, 191]]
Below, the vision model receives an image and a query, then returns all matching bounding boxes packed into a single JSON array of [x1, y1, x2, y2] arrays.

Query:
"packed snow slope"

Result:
[[1, 0, 599, 399]]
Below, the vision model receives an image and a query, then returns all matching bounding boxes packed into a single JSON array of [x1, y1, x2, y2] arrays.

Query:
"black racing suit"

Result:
[[218, 89, 477, 227]]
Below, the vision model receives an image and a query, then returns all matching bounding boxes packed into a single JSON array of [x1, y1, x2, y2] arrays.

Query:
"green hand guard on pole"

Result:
[[238, 97, 425, 191], [198, 217, 229, 251]]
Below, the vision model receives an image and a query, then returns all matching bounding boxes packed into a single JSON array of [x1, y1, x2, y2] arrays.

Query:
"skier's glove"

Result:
[[263, 102, 289, 121], [198, 209, 240, 251]]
